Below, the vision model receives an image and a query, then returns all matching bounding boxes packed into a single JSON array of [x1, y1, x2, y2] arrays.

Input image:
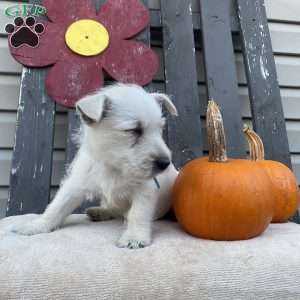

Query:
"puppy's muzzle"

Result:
[[154, 157, 171, 172]]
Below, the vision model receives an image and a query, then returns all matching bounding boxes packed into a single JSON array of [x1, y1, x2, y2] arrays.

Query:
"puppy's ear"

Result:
[[152, 93, 178, 116], [76, 94, 109, 124]]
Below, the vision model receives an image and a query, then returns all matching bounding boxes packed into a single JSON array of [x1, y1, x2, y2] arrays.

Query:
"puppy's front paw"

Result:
[[117, 232, 151, 249], [10, 218, 53, 236]]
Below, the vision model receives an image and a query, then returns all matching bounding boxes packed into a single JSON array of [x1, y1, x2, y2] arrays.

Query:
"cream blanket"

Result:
[[0, 214, 300, 300]]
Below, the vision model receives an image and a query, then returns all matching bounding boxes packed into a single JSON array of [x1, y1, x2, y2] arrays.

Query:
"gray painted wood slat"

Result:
[[66, 110, 83, 213], [199, 0, 245, 158], [237, 0, 299, 223], [139, 0, 151, 46], [151, 10, 240, 32], [65, 110, 80, 170], [237, 0, 291, 166], [161, 0, 203, 168], [7, 0, 55, 216], [7, 67, 55, 216]]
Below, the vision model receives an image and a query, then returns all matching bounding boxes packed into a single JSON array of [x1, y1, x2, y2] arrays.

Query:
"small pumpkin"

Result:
[[173, 100, 274, 241], [244, 127, 299, 223]]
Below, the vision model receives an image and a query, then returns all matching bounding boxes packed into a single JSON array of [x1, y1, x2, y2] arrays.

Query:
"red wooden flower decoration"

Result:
[[8, 0, 159, 107]]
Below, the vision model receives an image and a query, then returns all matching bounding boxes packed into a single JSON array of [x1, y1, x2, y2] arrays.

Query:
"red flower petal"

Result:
[[43, 0, 96, 23], [9, 22, 63, 67], [102, 39, 159, 86], [46, 60, 103, 107], [98, 0, 149, 39]]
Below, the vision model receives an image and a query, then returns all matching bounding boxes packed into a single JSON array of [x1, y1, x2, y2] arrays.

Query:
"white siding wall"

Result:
[[1, 0, 300, 217]]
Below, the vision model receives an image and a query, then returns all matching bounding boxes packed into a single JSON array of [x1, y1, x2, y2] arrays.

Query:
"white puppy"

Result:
[[12, 83, 178, 249]]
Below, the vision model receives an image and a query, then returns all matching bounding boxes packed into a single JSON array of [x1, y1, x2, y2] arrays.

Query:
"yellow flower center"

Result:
[[65, 19, 109, 56]]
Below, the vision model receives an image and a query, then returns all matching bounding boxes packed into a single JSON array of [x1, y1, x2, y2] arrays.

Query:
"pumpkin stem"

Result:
[[244, 127, 256, 160], [244, 127, 257, 160], [207, 100, 228, 162], [243, 127, 265, 160]]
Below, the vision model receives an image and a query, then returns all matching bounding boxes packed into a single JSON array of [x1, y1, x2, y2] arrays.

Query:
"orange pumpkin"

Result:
[[173, 100, 274, 241], [244, 127, 299, 223]]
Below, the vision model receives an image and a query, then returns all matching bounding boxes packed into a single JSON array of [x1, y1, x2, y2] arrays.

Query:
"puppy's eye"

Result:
[[125, 127, 143, 137]]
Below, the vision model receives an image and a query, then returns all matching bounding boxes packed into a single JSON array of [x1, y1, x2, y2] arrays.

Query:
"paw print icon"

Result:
[[5, 16, 45, 48]]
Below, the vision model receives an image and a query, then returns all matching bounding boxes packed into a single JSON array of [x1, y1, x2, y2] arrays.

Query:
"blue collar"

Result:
[[153, 177, 160, 189]]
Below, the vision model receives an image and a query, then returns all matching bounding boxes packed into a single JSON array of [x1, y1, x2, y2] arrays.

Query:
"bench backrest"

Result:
[[7, 0, 298, 222]]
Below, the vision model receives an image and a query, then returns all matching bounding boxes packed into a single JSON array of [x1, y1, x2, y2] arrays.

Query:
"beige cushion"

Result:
[[1, 214, 300, 300]]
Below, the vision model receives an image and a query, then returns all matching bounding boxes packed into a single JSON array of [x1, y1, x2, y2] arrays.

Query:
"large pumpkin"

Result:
[[244, 127, 299, 223], [173, 100, 274, 241]]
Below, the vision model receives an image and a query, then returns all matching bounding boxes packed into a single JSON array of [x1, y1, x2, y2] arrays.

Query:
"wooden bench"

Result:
[[6, 0, 299, 222]]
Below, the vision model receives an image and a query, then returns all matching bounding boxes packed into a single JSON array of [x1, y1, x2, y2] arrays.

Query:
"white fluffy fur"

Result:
[[11, 84, 178, 249]]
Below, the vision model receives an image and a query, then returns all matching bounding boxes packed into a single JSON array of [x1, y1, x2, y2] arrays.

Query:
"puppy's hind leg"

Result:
[[86, 207, 114, 222]]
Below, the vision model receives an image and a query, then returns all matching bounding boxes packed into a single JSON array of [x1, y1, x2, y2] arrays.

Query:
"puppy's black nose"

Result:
[[154, 158, 171, 171]]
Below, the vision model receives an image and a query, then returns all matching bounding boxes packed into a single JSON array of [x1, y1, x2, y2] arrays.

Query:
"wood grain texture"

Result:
[[200, 0, 245, 158], [6, 67, 55, 216], [237, 0, 291, 166], [6, 0, 55, 216], [1, 150, 63, 187], [66, 109, 82, 213], [0, 188, 8, 219], [238, 0, 298, 223], [161, 0, 203, 168], [65, 110, 80, 169]]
